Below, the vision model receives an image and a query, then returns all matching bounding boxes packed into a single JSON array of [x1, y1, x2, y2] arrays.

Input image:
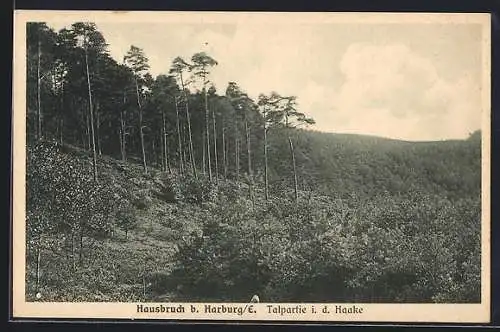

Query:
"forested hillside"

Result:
[[25, 22, 482, 303]]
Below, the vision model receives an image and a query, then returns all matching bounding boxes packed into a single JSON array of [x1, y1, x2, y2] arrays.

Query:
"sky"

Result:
[[46, 15, 486, 141]]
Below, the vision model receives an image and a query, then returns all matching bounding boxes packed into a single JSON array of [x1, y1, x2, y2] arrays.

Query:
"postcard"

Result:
[[11, 10, 491, 323]]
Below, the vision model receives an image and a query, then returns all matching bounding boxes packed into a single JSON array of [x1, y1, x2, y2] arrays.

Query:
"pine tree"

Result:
[[124, 45, 150, 174], [170, 57, 197, 178], [72, 22, 108, 183], [191, 52, 218, 181]]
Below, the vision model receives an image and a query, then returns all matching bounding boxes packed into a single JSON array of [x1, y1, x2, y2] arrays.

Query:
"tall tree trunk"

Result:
[[95, 100, 102, 156], [82, 131, 87, 150], [118, 124, 123, 161], [37, 38, 42, 140], [59, 77, 64, 146], [264, 110, 269, 201], [84, 46, 98, 183], [166, 137, 171, 173], [161, 108, 171, 173], [152, 137, 156, 168], [85, 111, 91, 151], [185, 106, 197, 178], [235, 122, 240, 183], [160, 131, 165, 171], [175, 98, 184, 175], [202, 129, 206, 175], [181, 123, 188, 170], [222, 123, 227, 180], [212, 107, 218, 184], [245, 119, 252, 176], [204, 86, 212, 181], [79, 103, 84, 147], [120, 109, 127, 162], [57, 105, 62, 145], [135, 77, 147, 174], [59, 104, 64, 146], [120, 92, 127, 161], [245, 119, 254, 204], [179, 75, 197, 179], [59, 118, 64, 146], [288, 136, 298, 203]]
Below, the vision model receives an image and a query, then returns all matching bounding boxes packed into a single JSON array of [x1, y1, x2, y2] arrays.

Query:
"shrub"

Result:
[[156, 173, 183, 203], [180, 176, 218, 204], [132, 190, 152, 209], [148, 270, 175, 295], [116, 204, 138, 240]]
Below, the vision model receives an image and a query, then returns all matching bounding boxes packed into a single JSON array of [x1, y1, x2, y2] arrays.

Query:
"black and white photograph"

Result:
[[12, 11, 491, 322]]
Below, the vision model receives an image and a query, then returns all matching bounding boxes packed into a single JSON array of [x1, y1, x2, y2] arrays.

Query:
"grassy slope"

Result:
[[26, 129, 481, 301]]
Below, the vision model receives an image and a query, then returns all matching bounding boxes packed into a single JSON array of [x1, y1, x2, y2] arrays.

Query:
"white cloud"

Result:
[[327, 43, 481, 140]]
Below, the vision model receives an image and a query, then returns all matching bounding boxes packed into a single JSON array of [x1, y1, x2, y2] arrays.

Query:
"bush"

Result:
[[116, 204, 138, 240], [155, 173, 183, 203], [179, 176, 218, 204], [148, 270, 176, 295], [132, 190, 153, 209]]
